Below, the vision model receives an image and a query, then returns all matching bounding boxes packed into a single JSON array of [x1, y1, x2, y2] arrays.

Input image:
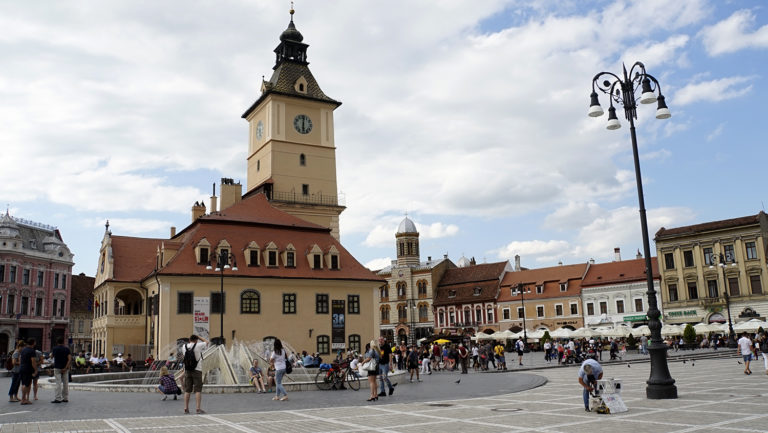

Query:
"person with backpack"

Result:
[[182, 334, 208, 414]]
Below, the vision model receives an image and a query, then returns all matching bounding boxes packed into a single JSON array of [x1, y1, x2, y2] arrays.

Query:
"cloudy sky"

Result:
[[1, 0, 766, 275]]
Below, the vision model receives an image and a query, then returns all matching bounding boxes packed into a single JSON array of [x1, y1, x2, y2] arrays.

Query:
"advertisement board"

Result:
[[194, 297, 210, 340], [332, 300, 346, 350]]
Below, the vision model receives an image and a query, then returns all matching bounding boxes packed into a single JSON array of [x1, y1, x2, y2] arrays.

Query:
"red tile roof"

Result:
[[437, 262, 509, 286], [581, 258, 659, 287], [110, 236, 164, 282], [433, 261, 509, 306], [655, 213, 761, 238], [498, 263, 587, 302], [70, 273, 95, 312]]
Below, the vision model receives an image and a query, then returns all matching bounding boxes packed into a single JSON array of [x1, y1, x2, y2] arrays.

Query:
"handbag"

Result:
[[362, 358, 378, 372], [284, 352, 293, 374]]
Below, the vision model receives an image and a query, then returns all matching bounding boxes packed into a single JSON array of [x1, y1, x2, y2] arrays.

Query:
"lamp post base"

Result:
[[646, 343, 677, 399], [211, 337, 226, 346]]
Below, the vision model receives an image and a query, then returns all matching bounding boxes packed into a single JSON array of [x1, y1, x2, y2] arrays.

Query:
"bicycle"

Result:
[[314, 361, 360, 391]]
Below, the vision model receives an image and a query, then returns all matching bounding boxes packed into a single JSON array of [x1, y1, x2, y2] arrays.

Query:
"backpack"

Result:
[[183, 343, 198, 370], [4, 355, 12, 371], [761, 339, 768, 354], [284, 351, 293, 374]]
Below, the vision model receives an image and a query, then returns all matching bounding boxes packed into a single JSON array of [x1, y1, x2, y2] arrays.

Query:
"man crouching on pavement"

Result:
[[578, 358, 603, 412]]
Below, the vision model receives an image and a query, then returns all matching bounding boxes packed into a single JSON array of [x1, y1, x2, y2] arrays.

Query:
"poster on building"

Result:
[[332, 300, 345, 350], [194, 297, 210, 340]]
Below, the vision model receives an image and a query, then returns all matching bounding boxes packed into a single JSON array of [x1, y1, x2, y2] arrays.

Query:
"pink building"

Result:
[[0, 211, 74, 353]]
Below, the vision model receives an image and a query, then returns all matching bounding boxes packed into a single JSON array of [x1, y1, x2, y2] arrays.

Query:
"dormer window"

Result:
[[448, 290, 456, 298], [195, 238, 211, 265], [245, 241, 260, 266], [268, 251, 277, 267], [325, 245, 340, 270], [283, 244, 296, 267], [313, 254, 321, 268], [560, 282, 567, 292], [294, 76, 308, 94], [473, 287, 481, 296], [536, 285, 543, 294], [308, 244, 323, 269]]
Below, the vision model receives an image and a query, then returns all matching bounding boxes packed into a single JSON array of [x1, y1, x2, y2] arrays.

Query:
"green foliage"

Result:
[[626, 333, 637, 349], [683, 324, 697, 345], [541, 331, 552, 343]]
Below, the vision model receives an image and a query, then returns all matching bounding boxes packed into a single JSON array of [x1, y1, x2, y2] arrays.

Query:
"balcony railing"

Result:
[[271, 190, 341, 207]]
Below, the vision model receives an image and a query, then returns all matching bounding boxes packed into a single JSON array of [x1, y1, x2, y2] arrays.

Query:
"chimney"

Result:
[[219, 177, 242, 211], [558, 261, 563, 266], [614, 247, 621, 262], [427, 256, 431, 261], [636, 249, 643, 259], [514, 254, 521, 272], [210, 183, 218, 213], [191, 201, 206, 221], [170, 226, 176, 238], [443, 254, 448, 259], [589, 258, 595, 264]]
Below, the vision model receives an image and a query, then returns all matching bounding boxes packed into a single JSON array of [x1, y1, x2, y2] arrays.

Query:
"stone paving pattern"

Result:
[[2, 354, 766, 432]]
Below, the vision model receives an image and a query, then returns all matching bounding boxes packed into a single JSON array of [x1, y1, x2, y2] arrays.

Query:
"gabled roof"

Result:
[[109, 236, 164, 282], [193, 193, 326, 231], [655, 213, 763, 238], [437, 261, 509, 287], [581, 258, 659, 287], [433, 261, 508, 306], [498, 263, 587, 302]]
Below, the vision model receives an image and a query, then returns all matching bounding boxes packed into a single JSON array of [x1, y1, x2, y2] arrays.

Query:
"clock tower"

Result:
[[242, 8, 345, 239]]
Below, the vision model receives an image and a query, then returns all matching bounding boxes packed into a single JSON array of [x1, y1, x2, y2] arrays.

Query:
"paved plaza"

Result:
[[2, 354, 766, 432]]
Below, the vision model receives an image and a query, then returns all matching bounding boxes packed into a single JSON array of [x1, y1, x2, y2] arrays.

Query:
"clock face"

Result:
[[256, 120, 264, 140], [293, 114, 313, 134]]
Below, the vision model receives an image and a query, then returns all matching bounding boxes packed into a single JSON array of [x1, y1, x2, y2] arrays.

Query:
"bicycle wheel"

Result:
[[315, 370, 333, 390], [345, 369, 360, 391]]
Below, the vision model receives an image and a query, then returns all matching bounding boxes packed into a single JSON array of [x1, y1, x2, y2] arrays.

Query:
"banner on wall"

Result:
[[332, 300, 346, 350], [193, 297, 210, 340]]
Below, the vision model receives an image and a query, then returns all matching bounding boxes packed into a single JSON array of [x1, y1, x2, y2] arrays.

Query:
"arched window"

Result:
[[398, 304, 407, 322], [418, 304, 428, 321], [475, 307, 482, 324], [463, 307, 471, 324], [348, 334, 361, 353], [300, 153, 306, 166], [380, 305, 390, 324], [486, 306, 494, 323], [316, 335, 330, 355], [438, 310, 445, 327], [240, 290, 260, 314], [380, 285, 389, 300], [417, 280, 427, 298], [397, 282, 406, 299]]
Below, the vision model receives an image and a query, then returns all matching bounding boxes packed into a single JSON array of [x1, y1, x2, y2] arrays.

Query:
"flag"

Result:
[[95, 299, 100, 308]]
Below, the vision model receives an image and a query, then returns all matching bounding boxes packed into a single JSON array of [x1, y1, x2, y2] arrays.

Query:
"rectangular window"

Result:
[[728, 277, 740, 296], [316, 294, 329, 314], [536, 306, 544, 318], [348, 295, 360, 314], [707, 280, 718, 298], [570, 303, 578, 315], [587, 302, 594, 316], [211, 292, 225, 314], [53, 272, 59, 288], [0, 264, 4, 282], [750, 275, 762, 294], [517, 307, 524, 319], [268, 251, 277, 266], [683, 250, 694, 267], [724, 245, 735, 262], [745, 241, 757, 260], [37, 271, 44, 287], [302, 184, 309, 195], [555, 305, 563, 316], [664, 253, 675, 270], [22, 269, 30, 285], [559, 283, 567, 292], [199, 247, 209, 265], [616, 300, 624, 314], [634, 298, 643, 312], [62, 275, 67, 290], [687, 282, 698, 299], [249, 250, 259, 266], [668, 284, 678, 302], [283, 293, 296, 314], [59, 301, 64, 316], [599, 301, 607, 315], [78, 320, 84, 333], [313, 254, 321, 269], [348, 335, 361, 353], [703, 247, 713, 266], [51, 299, 56, 317], [177, 292, 193, 314], [286, 252, 295, 267], [316, 335, 329, 354], [331, 255, 339, 270], [9, 266, 16, 283], [35, 298, 42, 316], [21, 297, 28, 315], [536, 285, 543, 294], [503, 308, 510, 320]]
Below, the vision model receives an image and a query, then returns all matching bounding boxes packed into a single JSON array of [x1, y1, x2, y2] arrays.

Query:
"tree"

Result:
[[683, 324, 696, 346], [541, 330, 552, 344], [626, 333, 637, 350]]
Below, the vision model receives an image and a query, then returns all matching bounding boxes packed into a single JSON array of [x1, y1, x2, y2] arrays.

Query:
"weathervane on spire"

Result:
[[290, 1, 295, 21], [105, 220, 110, 232]]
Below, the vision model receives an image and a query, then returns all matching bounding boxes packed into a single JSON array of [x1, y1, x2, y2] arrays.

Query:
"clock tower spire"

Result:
[[241, 7, 345, 240]]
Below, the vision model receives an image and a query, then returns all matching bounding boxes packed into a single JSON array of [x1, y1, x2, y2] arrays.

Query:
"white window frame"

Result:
[[554, 303, 564, 317], [569, 302, 578, 316], [536, 304, 545, 318]]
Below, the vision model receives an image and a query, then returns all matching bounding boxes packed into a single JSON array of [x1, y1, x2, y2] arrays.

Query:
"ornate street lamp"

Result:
[[589, 61, 677, 399], [711, 252, 738, 348], [206, 250, 238, 346]]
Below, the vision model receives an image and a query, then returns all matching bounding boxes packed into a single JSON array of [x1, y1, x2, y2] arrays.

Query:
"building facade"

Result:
[[581, 253, 660, 329], [433, 261, 511, 337], [376, 216, 453, 345], [498, 263, 586, 332], [655, 212, 768, 325], [0, 212, 73, 352], [69, 273, 95, 353]]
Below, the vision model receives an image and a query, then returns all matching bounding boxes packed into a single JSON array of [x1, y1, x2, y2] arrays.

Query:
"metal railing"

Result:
[[270, 191, 341, 207]]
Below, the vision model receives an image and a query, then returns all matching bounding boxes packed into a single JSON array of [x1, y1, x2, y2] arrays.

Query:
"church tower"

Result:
[[396, 216, 420, 267], [242, 7, 345, 240]]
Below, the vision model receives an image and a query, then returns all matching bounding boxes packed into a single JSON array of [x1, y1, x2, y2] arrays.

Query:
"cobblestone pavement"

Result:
[[3, 353, 764, 432]]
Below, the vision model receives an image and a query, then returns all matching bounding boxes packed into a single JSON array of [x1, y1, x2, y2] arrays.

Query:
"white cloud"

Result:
[[673, 76, 754, 105], [700, 9, 768, 56], [84, 217, 172, 235], [706, 123, 725, 141], [493, 240, 572, 260], [364, 257, 392, 272], [622, 35, 689, 67], [363, 220, 459, 248]]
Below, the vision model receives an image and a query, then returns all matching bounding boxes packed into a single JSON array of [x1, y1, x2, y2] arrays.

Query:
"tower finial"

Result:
[[290, 1, 295, 21], [105, 220, 110, 232]]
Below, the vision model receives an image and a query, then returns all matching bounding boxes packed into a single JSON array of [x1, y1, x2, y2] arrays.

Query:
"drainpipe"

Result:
[[154, 270, 161, 358]]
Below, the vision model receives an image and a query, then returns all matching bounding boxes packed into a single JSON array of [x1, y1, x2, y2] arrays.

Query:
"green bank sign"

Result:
[[623, 315, 648, 322]]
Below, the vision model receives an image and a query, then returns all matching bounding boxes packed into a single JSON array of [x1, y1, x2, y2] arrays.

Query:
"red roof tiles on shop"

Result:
[[498, 263, 587, 302], [581, 258, 658, 287]]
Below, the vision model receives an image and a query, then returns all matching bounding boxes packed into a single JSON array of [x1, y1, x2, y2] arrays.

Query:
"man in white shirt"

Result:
[[543, 341, 552, 362], [182, 334, 209, 414], [113, 353, 124, 370], [737, 333, 754, 375]]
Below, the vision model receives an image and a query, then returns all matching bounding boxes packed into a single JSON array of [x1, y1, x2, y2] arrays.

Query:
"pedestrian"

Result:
[[737, 332, 753, 375], [8, 340, 24, 402], [515, 339, 525, 366], [458, 343, 468, 374], [543, 340, 552, 362], [269, 338, 290, 401], [249, 359, 266, 393], [182, 334, 208, 414], [420, 345, 431, 375], [363, 341, 380, 402], [471, 344, 479, 371], [19, 338, 39, 405], [50, 336, 71, 404], [577, 357, 603, 412], [31, 347, 44, 401], [758, 333, 768, 375], [407, 345, 421, 382], [377, 337, 396, 397], [157, 366, 181, 400]]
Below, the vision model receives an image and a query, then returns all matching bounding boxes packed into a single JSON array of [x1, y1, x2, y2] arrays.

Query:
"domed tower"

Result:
[[396, 216, 420, 267]]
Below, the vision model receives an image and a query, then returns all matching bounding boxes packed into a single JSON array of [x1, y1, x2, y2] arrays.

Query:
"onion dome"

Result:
[[397, 216, 418, 234]]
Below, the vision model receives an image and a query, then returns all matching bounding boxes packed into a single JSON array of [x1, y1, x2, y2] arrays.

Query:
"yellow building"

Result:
[[91, 11, 383, 359], [655, 212, 768, 325]]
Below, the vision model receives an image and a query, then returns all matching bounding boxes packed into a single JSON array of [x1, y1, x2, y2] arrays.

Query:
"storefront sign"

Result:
[[667, 310, 697, 317], [555, 320, 579, 326], [623, 315, 648, 322], [193, 297, 210, 340], [332, 300, 346, 350]]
